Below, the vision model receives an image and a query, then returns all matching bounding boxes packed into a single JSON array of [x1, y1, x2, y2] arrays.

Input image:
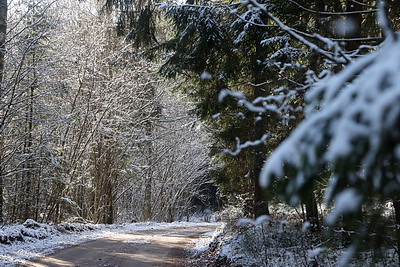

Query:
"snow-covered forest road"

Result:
[[24, 224, 218, 267]]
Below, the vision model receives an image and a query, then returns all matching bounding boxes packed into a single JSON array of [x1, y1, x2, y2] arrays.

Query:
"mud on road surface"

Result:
[[22, 224, 219, 267]]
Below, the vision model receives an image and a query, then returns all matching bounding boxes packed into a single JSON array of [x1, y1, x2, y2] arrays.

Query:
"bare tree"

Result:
[[0, 0, 6, 223], [0, 0, 212, 224]]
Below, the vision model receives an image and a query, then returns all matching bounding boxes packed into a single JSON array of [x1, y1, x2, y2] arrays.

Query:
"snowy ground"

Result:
[[192, 221, 399, 266], [189, 205, 400, 266], [0, 218, 220, 267], [2, 208, 399, 267]]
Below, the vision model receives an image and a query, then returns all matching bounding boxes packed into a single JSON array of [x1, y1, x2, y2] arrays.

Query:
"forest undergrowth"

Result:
[[190, 204, 399, 266]]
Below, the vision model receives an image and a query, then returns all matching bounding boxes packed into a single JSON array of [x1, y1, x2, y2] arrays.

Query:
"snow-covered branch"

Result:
[[260, 20, 400, 204], [247, 0, 353, 64], [223, 134, 268, 156]]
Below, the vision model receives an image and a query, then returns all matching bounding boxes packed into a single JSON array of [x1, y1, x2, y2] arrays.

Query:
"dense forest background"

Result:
[[1, 0, 400, 263], [0, 0, 213, 224]]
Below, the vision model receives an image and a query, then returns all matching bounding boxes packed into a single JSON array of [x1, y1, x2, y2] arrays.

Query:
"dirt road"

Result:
[[22, 224, 218, 267]]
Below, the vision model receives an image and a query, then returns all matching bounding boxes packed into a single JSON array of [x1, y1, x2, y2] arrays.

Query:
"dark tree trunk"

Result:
[[105, 178, 114, 224], [253, 110, 269, 217], [305, 189, 319, 231], [252, 40, 269, 218], [393, 199, 400, 262], [344, 0, 363, 51], [144, 176, 152, 220]]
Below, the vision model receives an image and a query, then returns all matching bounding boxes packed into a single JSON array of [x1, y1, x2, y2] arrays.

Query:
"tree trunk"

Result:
[[23, 83, 35, 221], [0, 0, 5, 85], [143, 119, 153, 221], [253, 117, 269, 218], [143, 84, 156, 221], [104, 178, 114, 224], [344, 0, 363, 51], [144, 175, 152, 220], [305, 188, 319, 231], [252, 40, 269, 218], [393, 199, 400, 261], [0, 0, 7, 224]]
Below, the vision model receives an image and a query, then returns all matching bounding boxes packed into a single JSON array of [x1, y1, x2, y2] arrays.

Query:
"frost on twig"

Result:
[[218, 86, 300, 157], [223, 135, 268, 156], [218, 88, 298, 116]]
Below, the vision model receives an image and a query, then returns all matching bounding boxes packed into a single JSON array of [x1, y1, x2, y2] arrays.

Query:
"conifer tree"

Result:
[[100, 0, 399, 228]]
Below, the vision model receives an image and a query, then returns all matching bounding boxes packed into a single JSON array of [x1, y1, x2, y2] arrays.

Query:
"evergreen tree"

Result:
[[261, 1, 400, 262], [101, 0, 398, 228], [159, 2, 287, 217]]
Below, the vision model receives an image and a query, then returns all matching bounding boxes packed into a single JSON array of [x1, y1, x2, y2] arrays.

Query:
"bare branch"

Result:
[[288, 0, 377, 16]]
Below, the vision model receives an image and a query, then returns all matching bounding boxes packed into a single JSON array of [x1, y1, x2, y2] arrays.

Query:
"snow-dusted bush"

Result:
[[0, 219, 98, 245], [205, 217, 318, 266], [202, 214, 397, 266], [216, 206, 244, 223], [0, 225, 25, 244]]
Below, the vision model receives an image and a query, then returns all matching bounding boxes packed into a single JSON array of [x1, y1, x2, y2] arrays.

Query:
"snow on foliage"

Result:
[[195, 205, 398, 266], [230, 4, 269, 45], [307, 247, 326, 261], [219, 87, 297, 115], [200, 71, 213, 80], [325, 188, 362, 225], [0, 219, 105, 265], [0, 219, 98, 245], [223, 134, 268, 156], [206, 217, 331, 266], [237, 214, 270, 226], [163, 4, 225, 44], [260, 31, 400, 214]]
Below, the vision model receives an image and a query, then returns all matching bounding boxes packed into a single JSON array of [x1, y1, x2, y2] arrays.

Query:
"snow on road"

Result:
[[0, 220, 220, 266]]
